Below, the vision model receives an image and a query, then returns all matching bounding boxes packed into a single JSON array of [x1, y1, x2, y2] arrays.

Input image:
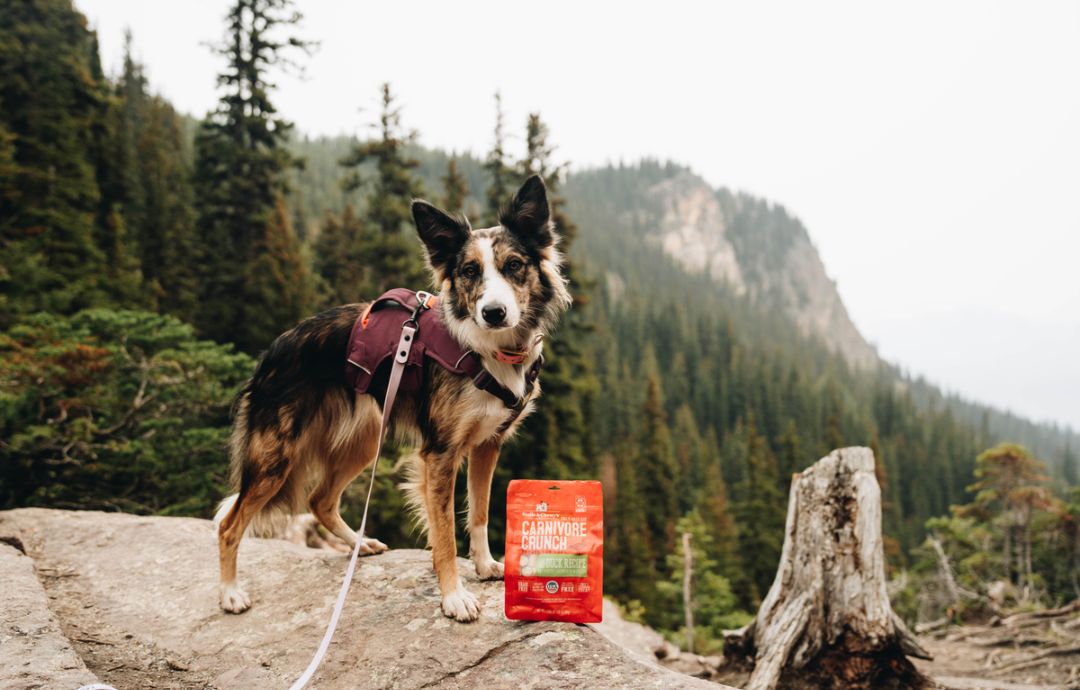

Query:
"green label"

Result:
[[520, 553, 588, 577]]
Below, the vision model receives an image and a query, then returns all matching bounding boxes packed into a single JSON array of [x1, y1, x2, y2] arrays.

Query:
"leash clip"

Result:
[[407, 290, 436, 327], [415, 290, 435, 310]]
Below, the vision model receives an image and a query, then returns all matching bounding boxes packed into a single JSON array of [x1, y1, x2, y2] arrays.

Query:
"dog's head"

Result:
[[411, 175, 571, 346]]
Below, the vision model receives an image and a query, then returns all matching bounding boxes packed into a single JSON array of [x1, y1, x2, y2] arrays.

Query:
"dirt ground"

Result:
[[914, 622, 1080, 690]]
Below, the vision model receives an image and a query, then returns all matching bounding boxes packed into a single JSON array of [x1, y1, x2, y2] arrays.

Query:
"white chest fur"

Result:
[[458, 351, 540, 446]]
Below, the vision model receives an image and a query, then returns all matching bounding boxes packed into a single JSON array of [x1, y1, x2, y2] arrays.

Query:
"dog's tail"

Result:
[[398, 449, 430, 540], [215, 390, 304, 538], [213, 492, 289, 538]]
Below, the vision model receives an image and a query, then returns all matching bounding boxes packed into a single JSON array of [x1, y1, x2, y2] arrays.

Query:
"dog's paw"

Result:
[[441, 586, 481, 622], [358, 536, 389, 555], [475, 558, 504, 580], [220, 583, 251, 614]]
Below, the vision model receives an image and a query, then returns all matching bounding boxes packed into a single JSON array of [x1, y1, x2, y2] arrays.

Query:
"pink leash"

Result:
[[288, 320, 416, 690]]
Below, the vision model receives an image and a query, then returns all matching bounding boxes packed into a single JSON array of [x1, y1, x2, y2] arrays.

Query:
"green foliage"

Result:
[[639, 374, 679, 559], [482, 92, 512, 225], [108, 35, 201, 322], [312, 204, 369, 306], [656, 511, 749, 654], [440, 158, 469, 213], [0, 0, 109, 322], [193, 0, 313, 352], [242, 196, 314, 347], [903, 445, 1077, 623], [731, 416, 786, 603], [0, 309, 252, 514], [337, 83, 427, 292]]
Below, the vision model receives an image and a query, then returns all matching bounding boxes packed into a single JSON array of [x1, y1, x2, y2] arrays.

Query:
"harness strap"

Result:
[[288, 321, 416, 690]]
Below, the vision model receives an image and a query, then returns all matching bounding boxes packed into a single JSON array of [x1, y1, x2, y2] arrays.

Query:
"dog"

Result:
[[215, 175, 571, 621]]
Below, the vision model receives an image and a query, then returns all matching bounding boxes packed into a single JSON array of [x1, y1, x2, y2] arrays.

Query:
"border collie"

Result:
[[214, 175, 571, 621]]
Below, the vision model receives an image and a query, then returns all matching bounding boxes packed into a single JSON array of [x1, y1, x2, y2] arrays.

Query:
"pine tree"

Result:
[[193, 0, 313, 351], [1063, 439, 1078, 486], [483, 91, 512, 224], [956, 443, 1054, 588], [139, 96, 201, 323], [339, 83, 427, 291], [440, 157, 469, 213], [732, 415, 786, 604], [639, 374, 680, 564], [656, 510, 742, 653], [243, 196, 313, 347], [607, 438, 661, 618], [672, 404, 705, 512], [313, 204, 369, 305], [776, 419, 804, 492], [98, 33, 201, 321], [0, 0, 110, 323], [700, 449, 743, 590], [92, 30, 145, 308]]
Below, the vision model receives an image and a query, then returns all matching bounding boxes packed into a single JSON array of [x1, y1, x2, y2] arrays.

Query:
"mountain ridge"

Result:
[[637, 170, 879, 369]]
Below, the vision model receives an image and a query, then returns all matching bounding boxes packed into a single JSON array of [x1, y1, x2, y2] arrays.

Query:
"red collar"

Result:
[[492, 334, 544, 365]]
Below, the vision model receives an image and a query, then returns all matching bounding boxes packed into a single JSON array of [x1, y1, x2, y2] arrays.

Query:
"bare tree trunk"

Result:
[[723, 447, 933, 690], [929, 534, 978, 606], [1022, 513, 1033, 593], [1003, 521, 1012, 585], [683, 530, 695, 654]]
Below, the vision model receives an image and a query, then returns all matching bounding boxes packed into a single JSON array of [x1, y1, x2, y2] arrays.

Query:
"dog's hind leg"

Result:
[[218, 431, 294, 614], [467, 440, 504, 580], [308, 396, 388, 554], [422, 449, 478, 622]]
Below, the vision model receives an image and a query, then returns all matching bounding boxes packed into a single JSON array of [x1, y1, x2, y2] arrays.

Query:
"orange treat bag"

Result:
[[504, 479, 603, 623]]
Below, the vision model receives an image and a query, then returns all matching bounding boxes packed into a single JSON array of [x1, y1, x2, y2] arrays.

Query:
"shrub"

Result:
[[0, 309, 253, 515]]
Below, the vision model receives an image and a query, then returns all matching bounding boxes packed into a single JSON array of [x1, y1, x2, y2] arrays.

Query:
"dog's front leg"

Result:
[[422, 449, 480, 622], [467, 440, 504, 580]]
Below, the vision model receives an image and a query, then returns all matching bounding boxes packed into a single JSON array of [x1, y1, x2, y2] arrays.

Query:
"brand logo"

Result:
[[535, 501, 548, 512], [545, 580, 559, 594], [575, 496, 586, 512]]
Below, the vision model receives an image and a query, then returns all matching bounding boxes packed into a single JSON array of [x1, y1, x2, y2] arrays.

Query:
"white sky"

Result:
[[79, 0, 1080, 431]]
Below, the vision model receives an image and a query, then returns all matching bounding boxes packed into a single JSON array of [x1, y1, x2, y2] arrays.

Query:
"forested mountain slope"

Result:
[[287, 138, 1073, 477]]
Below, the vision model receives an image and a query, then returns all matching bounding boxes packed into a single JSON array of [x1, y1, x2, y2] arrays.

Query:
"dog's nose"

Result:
[[482, 304, 507, 326]]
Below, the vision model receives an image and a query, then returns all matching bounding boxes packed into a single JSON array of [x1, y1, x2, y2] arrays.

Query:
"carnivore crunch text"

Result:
[[504, 479, 603, 623]]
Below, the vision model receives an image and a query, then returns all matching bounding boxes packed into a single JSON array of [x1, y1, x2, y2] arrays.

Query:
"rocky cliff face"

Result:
[[644, 172, 879, 370], [0, 509, 728, 690]]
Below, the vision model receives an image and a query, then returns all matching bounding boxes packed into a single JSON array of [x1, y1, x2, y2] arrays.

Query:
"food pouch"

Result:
[[504, 479, 603, 623]]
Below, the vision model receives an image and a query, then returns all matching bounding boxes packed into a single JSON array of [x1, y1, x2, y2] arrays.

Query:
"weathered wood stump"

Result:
[[724, 447, 933, 690]]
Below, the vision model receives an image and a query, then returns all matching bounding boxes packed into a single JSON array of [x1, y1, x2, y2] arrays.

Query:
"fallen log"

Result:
[[987, 643, 1080, 675], [723, 447, 934, 690], [995, 600, 1080, 627]]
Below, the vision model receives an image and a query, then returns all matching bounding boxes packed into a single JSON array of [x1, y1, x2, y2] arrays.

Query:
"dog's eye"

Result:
[[462, 263, 480, 279], [506, 259, 523, 272]]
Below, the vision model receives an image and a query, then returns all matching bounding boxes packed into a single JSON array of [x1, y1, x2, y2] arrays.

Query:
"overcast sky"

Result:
[[78, 0, 1080, 431]]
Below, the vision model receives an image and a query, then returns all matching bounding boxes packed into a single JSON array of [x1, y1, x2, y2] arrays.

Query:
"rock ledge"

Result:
[[0, 508, 727, 689]]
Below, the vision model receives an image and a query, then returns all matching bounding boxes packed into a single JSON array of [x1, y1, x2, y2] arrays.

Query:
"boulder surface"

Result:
[[0, 508, 728, 690]]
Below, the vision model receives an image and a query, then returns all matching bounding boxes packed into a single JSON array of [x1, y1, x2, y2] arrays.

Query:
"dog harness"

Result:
[[344, 288, 543, 428]]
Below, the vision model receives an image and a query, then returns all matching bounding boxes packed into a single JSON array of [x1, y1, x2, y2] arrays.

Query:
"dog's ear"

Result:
[[500, 175, 555, 250], [412, 200, 470, 279]]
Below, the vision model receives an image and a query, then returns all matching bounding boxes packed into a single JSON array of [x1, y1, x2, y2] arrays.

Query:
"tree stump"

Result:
[[723, 447, 933, 690]]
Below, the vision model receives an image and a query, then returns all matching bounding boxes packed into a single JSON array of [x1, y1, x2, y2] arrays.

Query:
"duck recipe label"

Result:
[[504, 479, 603, 623]]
